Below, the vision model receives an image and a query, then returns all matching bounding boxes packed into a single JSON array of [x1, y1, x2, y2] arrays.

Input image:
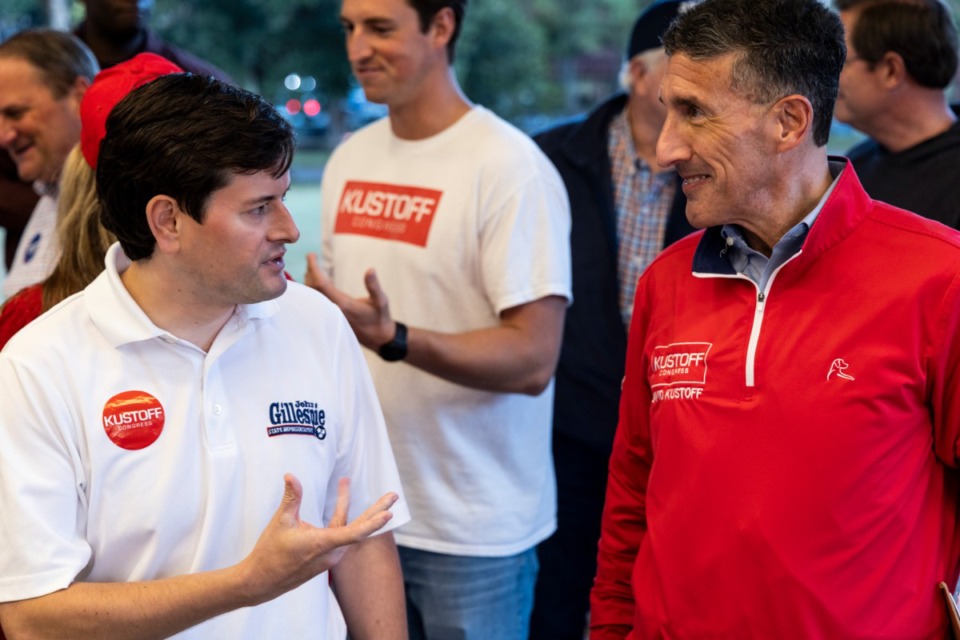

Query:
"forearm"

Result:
[[304, 259, 567, 395], [590, 520, 645, 637], [0, 476, 399, 640], [404, 326, 550, 395], [0, 565, 251, 640], [402, 295, 567, 396], [331, 533, 407, 640], [590, 363, 654, 638], [590, 487, 646, 638]]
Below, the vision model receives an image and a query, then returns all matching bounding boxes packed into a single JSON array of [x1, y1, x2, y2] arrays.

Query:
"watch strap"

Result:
[[378, 321, 408, 362]]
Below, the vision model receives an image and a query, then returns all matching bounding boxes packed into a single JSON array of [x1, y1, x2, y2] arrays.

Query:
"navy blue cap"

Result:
[[627, 0, 700, 58]]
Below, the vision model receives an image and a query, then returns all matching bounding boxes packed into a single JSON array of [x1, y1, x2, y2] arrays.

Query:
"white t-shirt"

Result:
[[2, 190, 58, 298], [0, 244, 409, 638], [321, 106, 572, 556]]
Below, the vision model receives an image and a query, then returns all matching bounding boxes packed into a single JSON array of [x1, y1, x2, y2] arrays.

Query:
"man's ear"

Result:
[[430, 7, 456, 54], [627, 56, 649, 90], [68, 75, 91, 110], [876, 51, 908, 90], [769, 94, 813, 152], [145, 195, 182, 254]]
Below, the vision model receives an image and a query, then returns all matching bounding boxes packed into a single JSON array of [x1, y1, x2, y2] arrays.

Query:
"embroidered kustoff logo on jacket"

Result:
[[650, 342, 712, 402], [267, 400, 327, 440]]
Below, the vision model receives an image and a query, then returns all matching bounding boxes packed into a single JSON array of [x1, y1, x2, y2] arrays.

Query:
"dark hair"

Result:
[[836, 0, 958, 89], [406, 0, 467, 63], [97, 74, 295, 260], [663, 0, 845, 147], [0, 29, 99, 98]]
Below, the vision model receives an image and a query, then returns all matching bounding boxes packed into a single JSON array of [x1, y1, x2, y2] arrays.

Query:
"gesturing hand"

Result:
[[239, 474, 398, 605], [305, 253, 397, 349]]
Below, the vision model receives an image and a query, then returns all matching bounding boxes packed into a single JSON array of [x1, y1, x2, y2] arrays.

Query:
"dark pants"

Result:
[[529, 431, 611, 640]]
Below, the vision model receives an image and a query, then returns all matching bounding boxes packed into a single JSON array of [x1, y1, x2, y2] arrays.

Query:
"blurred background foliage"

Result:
[[156, 0, 642, 119], [2, 0, 959, 147], [1, 0, 650, 132], [2, 0, 957, 277]]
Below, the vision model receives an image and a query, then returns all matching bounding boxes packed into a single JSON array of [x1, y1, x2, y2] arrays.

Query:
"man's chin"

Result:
[[11, 158, 39, 184], [263, 276, 290, 301], [832, 105, 854, 127], [684, 209, 714, 230], [358, 90, 388, 106], [235, 277, 287, 305]]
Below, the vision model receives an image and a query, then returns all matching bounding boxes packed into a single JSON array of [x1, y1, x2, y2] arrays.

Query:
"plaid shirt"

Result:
[[608, 108, 677, 327]]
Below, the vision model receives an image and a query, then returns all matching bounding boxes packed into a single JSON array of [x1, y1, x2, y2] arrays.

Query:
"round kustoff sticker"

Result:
[[102, 390, 165, 450]]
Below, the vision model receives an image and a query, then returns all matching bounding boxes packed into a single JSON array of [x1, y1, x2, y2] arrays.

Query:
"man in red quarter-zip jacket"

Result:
[[590, 0, 960, 638]]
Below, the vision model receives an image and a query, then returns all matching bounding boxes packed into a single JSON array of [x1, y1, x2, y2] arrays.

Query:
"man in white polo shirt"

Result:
[[0, 73, 408, 639]]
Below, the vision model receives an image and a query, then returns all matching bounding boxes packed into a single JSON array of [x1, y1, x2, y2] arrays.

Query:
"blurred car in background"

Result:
[[340, 84, 387, 132], [278, 73, 331, 148]]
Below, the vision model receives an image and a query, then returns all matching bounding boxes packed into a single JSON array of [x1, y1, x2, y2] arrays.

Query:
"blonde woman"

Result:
[[0, 145, 113, 348]]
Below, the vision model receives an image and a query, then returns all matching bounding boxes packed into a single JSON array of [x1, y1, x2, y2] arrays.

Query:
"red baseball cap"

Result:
[[79, 53, 183, 170]]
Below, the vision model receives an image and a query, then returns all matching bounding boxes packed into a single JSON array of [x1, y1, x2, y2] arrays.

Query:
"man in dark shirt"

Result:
[[834, 0, 960, 228], [74, 0, 232, 80]]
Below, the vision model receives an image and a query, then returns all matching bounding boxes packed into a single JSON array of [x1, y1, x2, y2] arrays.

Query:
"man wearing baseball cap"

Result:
[[529, 2, 698, 637]]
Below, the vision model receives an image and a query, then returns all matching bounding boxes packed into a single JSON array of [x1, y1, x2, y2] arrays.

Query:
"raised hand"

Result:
[[238, 474, 398, 605], [305, 253, 397, 349]]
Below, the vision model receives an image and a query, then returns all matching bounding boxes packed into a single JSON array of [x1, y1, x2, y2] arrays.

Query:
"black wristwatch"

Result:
[[378, 321, 408, 362]]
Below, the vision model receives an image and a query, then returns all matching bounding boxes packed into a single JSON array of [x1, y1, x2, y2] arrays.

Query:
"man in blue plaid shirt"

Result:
[[529, 2, 700, 638]]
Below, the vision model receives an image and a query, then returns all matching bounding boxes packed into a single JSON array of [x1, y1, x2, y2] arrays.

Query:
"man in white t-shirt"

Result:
[[0, 73, 408, 639], [0, 29, 98, 298], [307, 0, 572, 638]]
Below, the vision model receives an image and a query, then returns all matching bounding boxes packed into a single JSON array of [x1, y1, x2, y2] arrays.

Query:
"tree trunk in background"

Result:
[[46, 0, 69, 30]]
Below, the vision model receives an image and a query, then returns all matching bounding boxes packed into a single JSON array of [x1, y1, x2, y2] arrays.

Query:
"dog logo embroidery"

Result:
[[827, 358, 855, 381]]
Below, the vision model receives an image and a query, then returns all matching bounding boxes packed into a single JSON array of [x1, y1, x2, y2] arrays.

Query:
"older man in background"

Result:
[[528, 2, 697, 638], [0, 29, 97, 299]]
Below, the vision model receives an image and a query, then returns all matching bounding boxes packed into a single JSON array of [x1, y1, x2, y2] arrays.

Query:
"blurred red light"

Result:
[[304, 99, 322, 117], [286, 99, 302, 115]]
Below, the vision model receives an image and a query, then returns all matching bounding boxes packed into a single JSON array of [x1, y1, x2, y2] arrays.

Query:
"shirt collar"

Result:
[[32, 180, 58, 198], [610, 107, 645, 175], [86, 243, 279, 348], [720, 161, 844, 266]]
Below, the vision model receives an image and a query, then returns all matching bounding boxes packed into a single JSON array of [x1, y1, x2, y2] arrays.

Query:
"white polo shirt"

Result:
[[0, 243, 409, 638]]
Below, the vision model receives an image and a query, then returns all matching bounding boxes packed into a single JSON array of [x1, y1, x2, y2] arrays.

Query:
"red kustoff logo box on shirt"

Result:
[[334, 181, 442, 247], [650, 342, 712, 388]]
